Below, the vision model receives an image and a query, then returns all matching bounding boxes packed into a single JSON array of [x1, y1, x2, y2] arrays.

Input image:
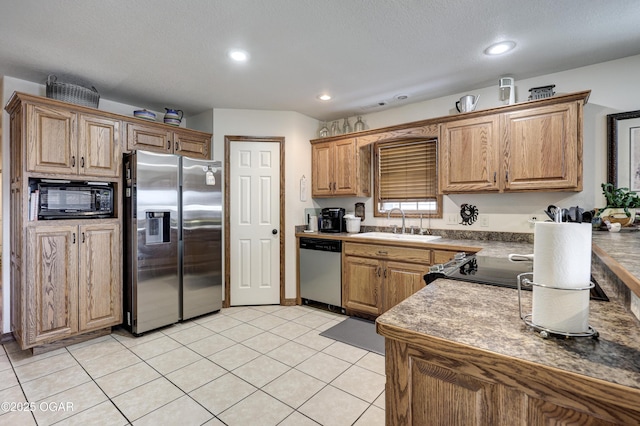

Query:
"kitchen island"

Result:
[[377, 259, 640, 424]]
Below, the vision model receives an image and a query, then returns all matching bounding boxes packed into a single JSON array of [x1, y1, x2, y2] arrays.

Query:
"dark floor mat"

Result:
[[320, 317, 385, 355]]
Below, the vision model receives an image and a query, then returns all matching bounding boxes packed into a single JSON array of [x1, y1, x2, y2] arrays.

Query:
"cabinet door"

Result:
[[78, 222, 122, 331], [26, 226, 79, 346], [383, 261, 429, 312], [334, 138, 357, 195], [343, 256, 382, 315], [126, 122, 172, 153], [174, 130, 211, 159], [408, 356, 507, 425], [502, 102, 580, 191], [440, 115, 500, 193], [78, 114, 121, 177], [432, 250, 458, 264], [26, 103, 78, 174], [311, 141, 334, 196]]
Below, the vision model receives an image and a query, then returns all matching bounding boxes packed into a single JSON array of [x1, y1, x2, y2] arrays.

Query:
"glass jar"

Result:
[[319, 122, 329, 138], [342, 118, 351, 134], [354, 116, 365, 132], [331, 121, 340, 136]]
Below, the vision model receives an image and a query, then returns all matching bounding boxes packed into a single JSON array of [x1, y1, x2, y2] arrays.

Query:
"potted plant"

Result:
[[599, 183, 640, 226]]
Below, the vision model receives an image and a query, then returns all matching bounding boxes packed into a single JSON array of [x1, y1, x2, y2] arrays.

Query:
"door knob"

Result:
[[272, 229, 278, 235]]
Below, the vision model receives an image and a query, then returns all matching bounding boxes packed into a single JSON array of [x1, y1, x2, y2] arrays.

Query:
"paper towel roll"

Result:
[[532, 287, 590, 332], [533, 222, 592, 288], [531, 222, 591, 333]]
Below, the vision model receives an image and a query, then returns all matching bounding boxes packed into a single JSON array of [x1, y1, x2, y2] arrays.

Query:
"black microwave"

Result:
[[36, 181, 114, 219]]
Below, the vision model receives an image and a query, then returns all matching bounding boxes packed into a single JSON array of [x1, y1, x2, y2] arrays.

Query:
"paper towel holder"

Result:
[[517, 273, 599, 339]]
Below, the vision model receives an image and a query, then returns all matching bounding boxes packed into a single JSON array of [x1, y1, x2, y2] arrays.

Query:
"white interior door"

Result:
[[230, 141, 281, 305]]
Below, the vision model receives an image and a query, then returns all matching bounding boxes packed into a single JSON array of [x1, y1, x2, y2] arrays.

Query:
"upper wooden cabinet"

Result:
[[126, 121, 211, 159], [440, 92, 587, 193], [311, 137, 371, 197], [24, 103, 121, 177], [439, 115, 501, 192]]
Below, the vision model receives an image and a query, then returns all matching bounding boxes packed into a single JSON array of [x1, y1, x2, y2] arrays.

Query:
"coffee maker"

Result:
[[320, 207, 345, 233]]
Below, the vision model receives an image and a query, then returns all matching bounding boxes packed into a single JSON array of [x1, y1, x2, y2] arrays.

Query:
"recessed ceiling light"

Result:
[[484, 41, 516, 56], [317, 94, 332, 101], [228, 49, 249, 62], [395, 94, 409, 101]]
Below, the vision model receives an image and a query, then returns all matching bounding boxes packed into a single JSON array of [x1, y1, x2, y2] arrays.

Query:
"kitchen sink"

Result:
[[349, 232, 441, 242]]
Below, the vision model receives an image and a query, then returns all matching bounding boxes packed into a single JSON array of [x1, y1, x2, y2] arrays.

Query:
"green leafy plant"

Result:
[[600, 183, 640, 217]]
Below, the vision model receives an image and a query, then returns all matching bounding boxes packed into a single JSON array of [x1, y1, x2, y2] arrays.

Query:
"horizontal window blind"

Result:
[[378, 139, 437, 201]]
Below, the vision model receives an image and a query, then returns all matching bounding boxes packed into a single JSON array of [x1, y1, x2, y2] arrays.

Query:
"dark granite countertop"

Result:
[[377, 278, 640, 390]]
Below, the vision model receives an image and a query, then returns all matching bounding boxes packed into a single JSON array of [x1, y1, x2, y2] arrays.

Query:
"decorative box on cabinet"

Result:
[[310, 137, 371, 197]]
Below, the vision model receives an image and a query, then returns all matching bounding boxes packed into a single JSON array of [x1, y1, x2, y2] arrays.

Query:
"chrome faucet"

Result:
[[387, 208, 406, 234]]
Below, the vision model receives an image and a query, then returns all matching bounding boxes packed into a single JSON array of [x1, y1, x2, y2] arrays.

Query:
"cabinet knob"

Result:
[[72, 156, 76, 167], [80, 157, 85, 168], [72, 232, 76, 244], [175, 141, 179, 151]]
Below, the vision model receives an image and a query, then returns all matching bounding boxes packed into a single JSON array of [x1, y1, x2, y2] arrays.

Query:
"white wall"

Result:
[[315, 54, 640, 233]]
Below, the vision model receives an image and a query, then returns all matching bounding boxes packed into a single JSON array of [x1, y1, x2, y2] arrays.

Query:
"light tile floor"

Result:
[[0, 305, 386, 426]]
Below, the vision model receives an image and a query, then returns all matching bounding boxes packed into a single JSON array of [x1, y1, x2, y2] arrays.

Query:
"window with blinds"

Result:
[[375, 138, 441, 217]]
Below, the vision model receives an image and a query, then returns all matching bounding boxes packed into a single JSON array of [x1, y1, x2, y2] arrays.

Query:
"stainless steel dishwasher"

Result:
[[299, 237, 343, 312]]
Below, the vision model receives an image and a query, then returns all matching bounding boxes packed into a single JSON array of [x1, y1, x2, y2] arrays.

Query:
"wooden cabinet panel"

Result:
[[78, 223, 122, 331], [127, 122, 172, 153], [311, 137, 370, 197], [343, 256, 382, 315], [343, 242, 431, 317], [410, 358, 497, 426], [432, 249, 458, 264], [311, 141, 335, 196], [383, 261, 429, 312], [440, 96, 585, 194], [334, 138, 357, 195], [78, 114, 121, 177], [26, 103, 77, 174], [526, 398, 618, 426], [126, 122, 212, 159], [503, 102, 580, 191], [27, 226, 79, 346], [174, 130, 210, 159], [344, 242, 431, 264], [440, 115, 500, 193]]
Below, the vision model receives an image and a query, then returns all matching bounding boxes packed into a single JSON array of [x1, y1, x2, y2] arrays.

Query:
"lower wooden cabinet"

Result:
[[22, 222, 121, 348], [343, 242, 431, 317], [384, 338, 637, 425]]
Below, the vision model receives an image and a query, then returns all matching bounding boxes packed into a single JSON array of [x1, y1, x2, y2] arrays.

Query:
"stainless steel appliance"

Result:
[[299, 237, 343, 311], [320, 207, 345, 233], [424, 254, 609, 301], [34, 179, 114, 219], [123, 150, 223, 334]]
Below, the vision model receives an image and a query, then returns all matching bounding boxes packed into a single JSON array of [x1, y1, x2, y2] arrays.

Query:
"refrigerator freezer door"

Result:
[[127, 150, 180, 334], [181, 157, 223, 319]]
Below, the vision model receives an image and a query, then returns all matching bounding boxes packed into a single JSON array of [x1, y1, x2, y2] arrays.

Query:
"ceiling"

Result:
[[1, 1, 640, 121]]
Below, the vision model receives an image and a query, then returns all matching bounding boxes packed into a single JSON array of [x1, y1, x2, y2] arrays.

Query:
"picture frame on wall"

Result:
[[607, 110, 640, 190], [631, 126, 640, 191]]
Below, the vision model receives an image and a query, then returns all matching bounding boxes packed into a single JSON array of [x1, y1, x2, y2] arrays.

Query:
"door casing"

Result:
[[224, 136, 286, 307]]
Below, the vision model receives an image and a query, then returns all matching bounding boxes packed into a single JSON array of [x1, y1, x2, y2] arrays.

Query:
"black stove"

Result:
[[424, 254, 609, 301]]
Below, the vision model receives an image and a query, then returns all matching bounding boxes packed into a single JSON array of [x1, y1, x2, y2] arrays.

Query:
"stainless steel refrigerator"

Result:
[[123, 150, 222, 335]]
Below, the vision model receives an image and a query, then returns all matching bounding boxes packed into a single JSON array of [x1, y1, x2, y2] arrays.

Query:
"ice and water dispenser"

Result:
[[145, 211, 171, 244]]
